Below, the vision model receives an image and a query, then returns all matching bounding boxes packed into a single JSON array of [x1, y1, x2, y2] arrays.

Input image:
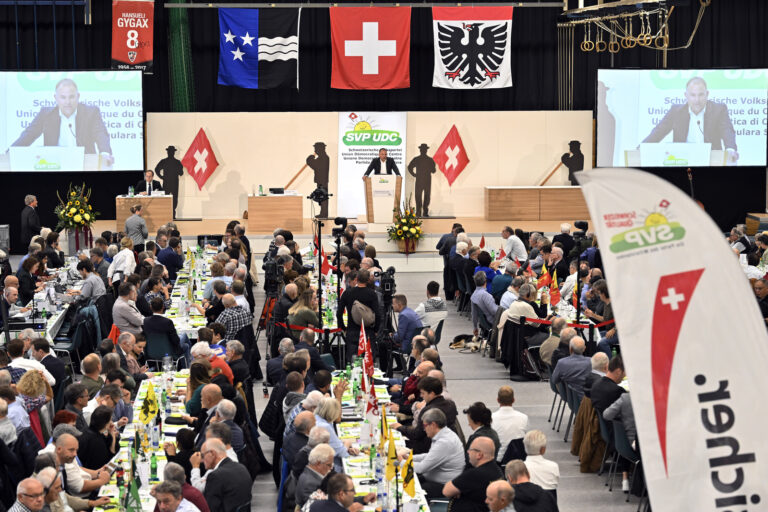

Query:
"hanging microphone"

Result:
[[697, 120, 704, 134], [68, 123, 76, 140]]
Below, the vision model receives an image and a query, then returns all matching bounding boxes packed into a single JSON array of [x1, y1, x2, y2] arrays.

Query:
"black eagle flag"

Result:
[[432, 6, 513, 89]]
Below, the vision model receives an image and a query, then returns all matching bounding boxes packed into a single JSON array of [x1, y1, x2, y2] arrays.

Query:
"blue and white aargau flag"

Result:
[[218, 8, 300, 89]]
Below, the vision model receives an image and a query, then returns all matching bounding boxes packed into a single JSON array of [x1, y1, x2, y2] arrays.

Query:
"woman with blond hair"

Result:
[[17, 370, 53, 445], [287, 289, 320, 338], [314, 397, 358, 471]]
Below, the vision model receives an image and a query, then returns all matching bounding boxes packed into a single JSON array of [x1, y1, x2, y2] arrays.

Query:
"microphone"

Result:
[[68, 123, 76, 140], [697, 120, 704, 134]]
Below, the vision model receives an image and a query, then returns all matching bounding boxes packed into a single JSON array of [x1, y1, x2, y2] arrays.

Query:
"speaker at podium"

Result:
[[364, 175, 403, 229]]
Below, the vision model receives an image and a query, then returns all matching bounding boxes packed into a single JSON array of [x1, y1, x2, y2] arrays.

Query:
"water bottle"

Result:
[[258, 184, 264, 196], [150, 452, 158, 480], [376, 456, 388, 512], [151, 424, 159, 449], [162, 354, 172, 374]]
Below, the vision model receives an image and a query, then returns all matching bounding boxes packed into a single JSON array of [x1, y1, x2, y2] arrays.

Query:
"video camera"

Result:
[[263, 256, 284, 295], [376, 266, 396, 299]]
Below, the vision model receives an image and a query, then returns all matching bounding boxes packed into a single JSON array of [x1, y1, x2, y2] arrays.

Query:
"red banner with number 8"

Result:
[[111, 0, 154, 73]]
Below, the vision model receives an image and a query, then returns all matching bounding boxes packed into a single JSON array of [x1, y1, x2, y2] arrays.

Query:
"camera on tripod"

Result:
[[379, 266, 396, 298], [263, 257, 284, 295]]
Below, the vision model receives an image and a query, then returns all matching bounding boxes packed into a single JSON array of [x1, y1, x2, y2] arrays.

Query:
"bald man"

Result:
[[2, 286, 30, 316], [193, 384, 223, 449], [200, 439, 252, 512], [11, 478, 45, 512], [283, 410, 316, 469], [485, 481, 515, 512], [443, 437, 504, 512], [214, 293, 251, 341]]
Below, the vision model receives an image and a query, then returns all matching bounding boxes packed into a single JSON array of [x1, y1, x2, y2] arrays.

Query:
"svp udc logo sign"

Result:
[[341, 113, 402, 146], [606, 199, 686, 254]]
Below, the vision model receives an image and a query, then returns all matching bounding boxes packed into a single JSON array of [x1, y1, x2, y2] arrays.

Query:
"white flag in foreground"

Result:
[[576, 169, 768, 512]]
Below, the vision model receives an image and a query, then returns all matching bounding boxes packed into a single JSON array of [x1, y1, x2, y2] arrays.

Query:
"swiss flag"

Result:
[[434, 124, 469, 186], [182, 128, 219, 191], [330, 7, 411, 90]]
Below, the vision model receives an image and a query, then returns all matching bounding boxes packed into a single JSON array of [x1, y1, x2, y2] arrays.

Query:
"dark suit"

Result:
[[203, 457, 253, 512], [550, 354, 591, 396], [294, 342, 330, 376], [590, 376, 625, 414], [157, 247, 184, 281], [228, 358, 250, 388], [364, 157, 400, 176], [642, 101, 737, 151], [16, 268, 37, 305], [266, 355, 285, 386], [143, 314, 182, 354], [12, 104, 112, 154], [20, 206, 41, 247], [552, 233, 575, 257], [397, 395, 458, 454], [282, 431, 308, 469], [135, 179, 163, 194], [40, 353, 67, 395], [309, 499, 348, 512], [194, 406, 218, 449]]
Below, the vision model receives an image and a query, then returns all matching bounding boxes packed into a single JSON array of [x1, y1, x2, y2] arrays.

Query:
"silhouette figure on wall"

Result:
[[155, 145, 185, 218], [306, 142, 330, 218], [561, 140, 584, 186], [407, 143, 437, 217]]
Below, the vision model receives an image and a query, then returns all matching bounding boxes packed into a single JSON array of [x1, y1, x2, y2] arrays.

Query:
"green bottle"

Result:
[[150, 452, 157, 480]]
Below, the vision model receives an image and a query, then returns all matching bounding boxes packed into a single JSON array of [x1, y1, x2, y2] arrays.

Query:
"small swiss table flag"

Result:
[[434, 124, 469, 186], [330, 7, 411, 90]]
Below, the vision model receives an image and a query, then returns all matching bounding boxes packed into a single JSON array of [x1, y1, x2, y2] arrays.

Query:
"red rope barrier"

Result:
[[275, 321, 343, 334], [523, 317, 615, 329]]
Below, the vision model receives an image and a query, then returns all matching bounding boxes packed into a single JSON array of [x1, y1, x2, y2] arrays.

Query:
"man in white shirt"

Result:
[[492, 386, 529, 462], [499, 277, 525, 310], [523, 430, 560, 491], [405, 408, 465, 500], [413, 281, 448, 328], [501, 226, 528, 263], [559, 259, 579, 303], [7, 337, 56, 386], [231, 280, 251, 314]]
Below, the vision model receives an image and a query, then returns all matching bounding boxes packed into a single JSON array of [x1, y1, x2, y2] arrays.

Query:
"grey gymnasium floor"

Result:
[[248, 271, 638, 512]]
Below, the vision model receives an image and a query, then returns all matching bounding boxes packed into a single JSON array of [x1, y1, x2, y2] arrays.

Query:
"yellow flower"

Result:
[[69, 208, 76, 214], [410, 228, 416, 233], [410, 219, 415, 224], [74, 214, 82, 223], [397, 230, 403, 236], [67, 212, 73, 217], [84, 214, 90, 221], [75, 200, 80, 205], [70, 192, 75, 196]]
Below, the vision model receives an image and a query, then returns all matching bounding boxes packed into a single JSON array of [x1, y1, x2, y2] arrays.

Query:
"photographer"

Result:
[[338, 269, 379, 364]]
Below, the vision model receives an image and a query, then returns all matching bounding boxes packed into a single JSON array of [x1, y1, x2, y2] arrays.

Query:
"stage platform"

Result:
[[90, 217, 590, 273]]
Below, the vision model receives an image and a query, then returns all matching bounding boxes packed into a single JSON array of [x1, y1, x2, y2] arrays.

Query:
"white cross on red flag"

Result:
[[330, 7, 411, 89], [181, 128, 219, 190], [434, 124, 469, 186]]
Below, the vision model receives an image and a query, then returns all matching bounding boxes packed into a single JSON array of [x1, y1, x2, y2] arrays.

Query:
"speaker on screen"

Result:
[[0, 70, 145, 172], [596, 69, 768, 168]]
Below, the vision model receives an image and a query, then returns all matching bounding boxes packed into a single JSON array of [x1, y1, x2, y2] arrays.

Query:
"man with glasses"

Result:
[[63, 383, 90, 432], [296, 443, 335, 507], [399, 408, 464, 500], [198, 439, 251, 511], [443, 437, 504, 512], [309, 473, 364, 512], [9, 478, 45, 512]]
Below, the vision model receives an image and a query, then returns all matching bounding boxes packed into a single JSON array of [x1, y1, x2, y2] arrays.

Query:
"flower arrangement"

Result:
[[54, 183, 99, 231], [387, 196, 424, 253]]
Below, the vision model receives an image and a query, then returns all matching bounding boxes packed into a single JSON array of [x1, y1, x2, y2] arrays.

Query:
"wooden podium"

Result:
[[248, 194, 303, 233], [484, 186, 589, 221], [115, 195, 173, 233], [364, 175, 402, 224]]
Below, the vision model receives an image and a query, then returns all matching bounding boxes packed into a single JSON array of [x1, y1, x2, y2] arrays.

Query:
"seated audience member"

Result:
[[164, 428, 197, 482], [225, 340, 250, 387], [144, 277, 172, 310], [314, 397, 358, 471], [10, 478, 46, 512], [590, 355, 626, 414], [159, 461, 210, 512], [470, 272, 497, 337], [157, 236, 185, 282], [7, 338, 55, 386], [153, 480, 200, 512], [538, 317, 567, 367], [309, 473, 374, 512], [267, 338, 295, 386], [408, 408, 465, 500], [0, 397, 16, 445], [522, 430, 559, 491], [200, 439, 253, 510], [505, 460, 558, 512], [82, 384, 125, 426], [43, 429, 112, 498], [231, 280, 251, 314], [464, 402, 501, 460], [603, 393, 636, 446], [392, 376, 457, 454], [205, 421, 239, 462], [559, 260, 579, 302], [287, 290, 321, 339], [144, 297, 192, 367], [191, 342, 233, 385], [285, 391, 325, 437], [497, 283, 550, 346], [283, 411, 316, 469], [392, 294, 423, 354], [79, 354, 104, 399], [585, 279, 618, 358], [584, 352, 609, 399], [215, 294, 251, 341], [63, 383, 89, 432], [70, 259, 106, 302], [550, 337, 591, 397], [549, 328, 577, 371], [212, 399, 244, 453], [413, 281, 448, 327], [491, 262, 516, 303], [295, 444, 336, 508], [77, 405, 119, 470], [206, 323, 228, 354], [443, 437, 504, 512], [30, 338, 66, 394], [754, 278, 768, 324], [475, 251, 501, 292], [484, 480, 517, 512], [499, 277, 525, 310], [295, 328, 331, 377], [292, 426, 331, 478], [492, 386, 529, 462], [283, 371, 308, 422], [112, 282, 144, 336]]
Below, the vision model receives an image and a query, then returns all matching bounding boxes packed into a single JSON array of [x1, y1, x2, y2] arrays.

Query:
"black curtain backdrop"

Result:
[[1, 0, 767, 252]]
